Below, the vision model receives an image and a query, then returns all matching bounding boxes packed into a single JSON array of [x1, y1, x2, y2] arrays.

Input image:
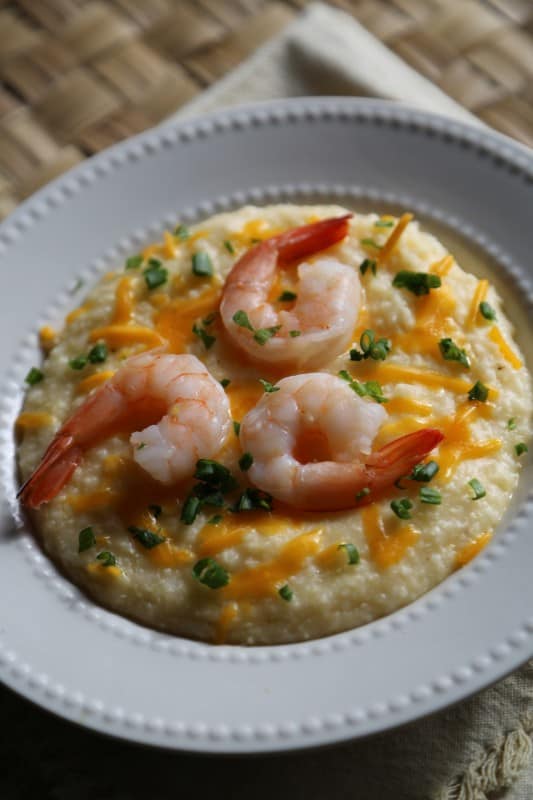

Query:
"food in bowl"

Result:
[[17, 205, 532, 644]]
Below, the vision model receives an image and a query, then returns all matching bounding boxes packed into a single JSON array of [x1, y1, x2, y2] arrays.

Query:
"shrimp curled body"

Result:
[[240, 373, 444, 511], [19, 353, 231, 508], [220, 214, 360, 369]]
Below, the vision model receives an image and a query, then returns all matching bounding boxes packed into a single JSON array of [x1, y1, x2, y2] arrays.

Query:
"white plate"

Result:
[[0, 98, 532, 754]]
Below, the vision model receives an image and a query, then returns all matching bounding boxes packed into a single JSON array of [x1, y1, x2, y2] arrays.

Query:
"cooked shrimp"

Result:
[[240, 373, 443, 510], [220, 214, 360, 369], [19, 353, 231, 508]]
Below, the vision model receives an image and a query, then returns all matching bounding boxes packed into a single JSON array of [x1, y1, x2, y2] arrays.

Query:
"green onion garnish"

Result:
[[143, 262, 168, 290], [78, 527, 96, 553], [507, 418, 517, 430], [355, 487, 370, 500], [467, 478, 486, 500], [233, 488, 272, 512], [238, 452, 253, 471], [278, 584, 293, 602], [359, 259, 377, 276], [128, 526, 166, 549], [439, 338, 470, 368], [148, 504, 162, 518], [392, 271, 442, 296], [253, 326, 281, 345], [88, 342, 108, 364], [337, 543, 360, 564], [223, 240, 235, 254], [69, 355, 88, 370], [350, 329, 391, 362], [96, 551, 117, 567], [180, 494, 202, 525], [468, 381, 489, 402], [278, 291, 297, 302], [515, 443, 528, 456], [289, 330, 301, 338], [208, 514, 223, 525], [419, 487, 442, 505], [338, 370, 388, 403], [259, 378, 279, 393], [361, 238, 382, 250], [479, 301, 496, 321], [192, 322, 216, 350], [232, 309, 254, 331], [391, 498, 413, 520], [192, 558, 229, 589], [25, 367, 44, 385], [174, 224, 189, 240], [192, 251, 213, 277], [410, 461, 439, 482], [374, 220, 394, 228], [125, 254, 143, 270], [233, 420, 241, 436]]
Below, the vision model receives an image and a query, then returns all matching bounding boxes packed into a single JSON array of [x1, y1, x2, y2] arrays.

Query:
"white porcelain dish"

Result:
[[0, 98, 532, 753]]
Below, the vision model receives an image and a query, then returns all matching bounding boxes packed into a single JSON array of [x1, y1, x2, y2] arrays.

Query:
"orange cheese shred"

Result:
[[377, 213, 414, 263], [467, 279, 488, 328], [488, 326, 522, 369], [67, 489, 120, 512], [362, 505, 418, 569], [76, 370, 115, 394], [88, 324, 164, 349], [454, 532, 492, 569], [377, 363, 472, 394], [112, 276, 135, 325], [430, 255, 454, 277], [16, 411, 54, 430]]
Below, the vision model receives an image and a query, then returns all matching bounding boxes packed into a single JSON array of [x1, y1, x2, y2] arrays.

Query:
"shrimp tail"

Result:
[[365, 428, 444, 495], [17, 434, 83, 509], [274, 213, 352, 265]]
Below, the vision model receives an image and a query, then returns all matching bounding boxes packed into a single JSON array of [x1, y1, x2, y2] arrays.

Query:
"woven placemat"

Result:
[[0, 0, 532, 219]]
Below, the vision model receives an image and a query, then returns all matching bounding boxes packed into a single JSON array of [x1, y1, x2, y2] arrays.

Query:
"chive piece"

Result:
[[194, 459, 237, 491], [148, 504, 162, 519], [137, 442, 146, 450], [338, 370, 388, 404], [233, 488, 272, 512], [390, 498, 413, 520], [374, 220, 394, 228], [143, 263, 168, 290], [361, 238, 382, 250], [410, 461, 439, 482], [192, 322, 216, 350], [468, 381, 489, 402], [69, 355, 88, 370], [25, 367, 44, 385], [392, 271, 442, 296], [181, 494, 202, 525], [350, 329, 391, 362], [88, 342, 108, 364], [420, 487, 442, 505], [174, 224, 190, 240], [439, 338, 470, 368], [515, 443, 528, 457], [356, 487, 370, 500], [289, 330, 301, 338], [479, 301, 496, 321], [278, 584, 293, 602], [203, 312, 217, 326], [467, 478, 486, 500], [125, 254, 143, 270], [239, 452, 253, 471], [96, 551, 117, 567], [192, 557, 229, 589], [278, 290, 297, 302], [253, 325, 281, 345], [128, 526, 166, 549], [223, 240, 235, 254], [507, 418, 517, 430], [208, 514, 223, 525], [232, 309, 254, 331], [78, 527, 96, 553], [360, 258, 377, 276], [233, 420, 241, 436], [220, 378, 231, 389], [259, 378, 279, 393], [338, 543, 360, 564], [192, 251, 213, 277]]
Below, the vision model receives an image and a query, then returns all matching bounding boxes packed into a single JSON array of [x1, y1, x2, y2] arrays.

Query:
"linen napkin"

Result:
[[165, 5, 533, 799]]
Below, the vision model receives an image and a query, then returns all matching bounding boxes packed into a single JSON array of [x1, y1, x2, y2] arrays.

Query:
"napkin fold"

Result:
[[166, 5, 533, 798]]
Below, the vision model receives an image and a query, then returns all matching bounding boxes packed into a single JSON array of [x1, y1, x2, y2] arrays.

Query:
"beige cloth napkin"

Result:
[[165, 5, 533, 798]]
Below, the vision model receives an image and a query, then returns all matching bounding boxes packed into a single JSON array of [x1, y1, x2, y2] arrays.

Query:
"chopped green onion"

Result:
[[220, 378, 231, 389], [25, 367, 44, 385], [192, 251, 213, 277], [96, 551, 117, 567], [350, 329, 391, 362], [128, 526, 166, 549], [507, 418, 517, 430], [136, 442, 146, 450], [410, 461, 439, 482], [278, 584, 293, 602], [238, 452, 253, 471], [78, 527, 96, 553], [143, 263, 168, 290], [223, 240, 235, 254], [468, 381, 489, 402], [180, 494, 202, 525], [253, 325, 281, 345], [338, 370, 388, 403], [203, 312, 217, 326], [192, 322, 216, 350], [233, 420, 241, 436], [355, 487, 370, 500], [174, 224, 190, 240], [479, 301, 496, 321], [259, 378, 279, 393], [391, 498, 413, 520], [467, 478, 486, 500], [192, 557, 229, 589], [515, 443, 528, 457], [278, 290, 297, 302], [289, 330, 301, 338], [232, 309, 254, 331], [208, 514, 223, 525], [148, 504, 162, 519], [419, 487, 442, 505], [125, 254, 143, 270], [374, 220, 394, 228], [359, 259, 377, 276], [361, 238, 382, 250], [392, 271, 442, 296], [194, 459, 237, 491], [88, 342, 108, 364], [233, 488, 272, 512], [338, 542, 360, 564], [439, 338, 470, 368], [69, 355, 88, 370]]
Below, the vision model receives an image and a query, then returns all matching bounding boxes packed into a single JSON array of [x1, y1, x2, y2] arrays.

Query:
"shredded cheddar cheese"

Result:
[[76, 370, 115, 394], [377, 212, 413, 263], [16, 411, 54, 430], [489, 326, 522, 369], [454, 532, 492, 569], [467, 279, 489, 328], [88, 324, 164, 349], [362, 505, 418, 569]]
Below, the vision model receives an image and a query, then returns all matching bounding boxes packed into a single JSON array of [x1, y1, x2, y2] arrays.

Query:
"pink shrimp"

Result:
[[220, 214, 360, 369], [240, 373, 444, 511], [19, 352, 231, 509]]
